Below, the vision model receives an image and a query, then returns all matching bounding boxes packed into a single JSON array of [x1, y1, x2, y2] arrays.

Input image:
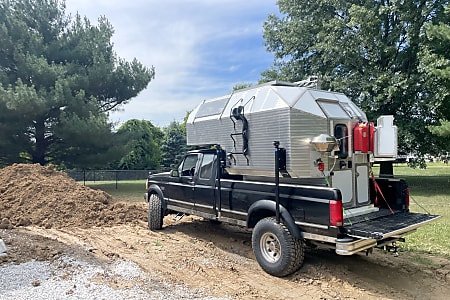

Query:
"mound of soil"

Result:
[[0, 164, 146, 229]]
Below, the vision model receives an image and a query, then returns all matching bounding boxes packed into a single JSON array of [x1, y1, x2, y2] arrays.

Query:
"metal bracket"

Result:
[[172, 212, 185, 221]]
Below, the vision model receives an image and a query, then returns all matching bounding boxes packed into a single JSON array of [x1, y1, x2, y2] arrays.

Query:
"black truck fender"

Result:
[[247, 199, 303, 239], [146, 184, 167, 211]]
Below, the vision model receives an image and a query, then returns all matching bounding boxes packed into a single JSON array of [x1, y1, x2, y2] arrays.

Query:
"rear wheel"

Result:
[[148, 193, 163, 230], [251, 216, 304, 277]]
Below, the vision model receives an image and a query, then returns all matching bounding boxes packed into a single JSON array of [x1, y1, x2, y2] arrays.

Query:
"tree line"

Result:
[[262, 0, 450, 167], [1, 0, 449, 170]]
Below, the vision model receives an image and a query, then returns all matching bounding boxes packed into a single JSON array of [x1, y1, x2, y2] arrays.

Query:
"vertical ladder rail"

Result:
[[229, 96, 254, 166], [274, 141, 281, 224]]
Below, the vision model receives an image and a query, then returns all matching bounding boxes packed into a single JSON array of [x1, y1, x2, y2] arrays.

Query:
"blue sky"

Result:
[[65, 0, 279, 128]]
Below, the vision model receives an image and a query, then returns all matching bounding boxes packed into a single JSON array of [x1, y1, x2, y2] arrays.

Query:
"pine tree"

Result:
[[0, 0, 155, 167], [160, 121, 187, 170]]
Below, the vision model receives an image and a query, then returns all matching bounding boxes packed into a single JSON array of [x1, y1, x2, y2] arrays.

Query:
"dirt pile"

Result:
[[0, 164, 146, 229]]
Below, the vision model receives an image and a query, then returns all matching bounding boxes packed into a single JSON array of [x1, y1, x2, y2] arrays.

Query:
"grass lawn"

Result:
[[84, 180, 147, 202], [373, 162, 450, 257], [85, 162, 450, 257]]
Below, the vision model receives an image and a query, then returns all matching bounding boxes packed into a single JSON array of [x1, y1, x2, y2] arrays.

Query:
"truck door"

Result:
[[193, 153, 217, 214], [167, 154, 199, 209]]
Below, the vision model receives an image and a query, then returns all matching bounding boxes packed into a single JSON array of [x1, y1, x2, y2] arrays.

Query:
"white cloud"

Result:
[[65, 0, 278, 128]]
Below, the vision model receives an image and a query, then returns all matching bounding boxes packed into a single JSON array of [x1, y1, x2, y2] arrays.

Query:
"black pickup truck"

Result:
[[144, 148, 439, 277]]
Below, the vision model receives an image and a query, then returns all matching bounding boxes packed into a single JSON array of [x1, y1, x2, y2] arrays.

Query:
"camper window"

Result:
[[196, 97, 229, 118], [334, 124, 349, 158], [317, 101, 350, 119]]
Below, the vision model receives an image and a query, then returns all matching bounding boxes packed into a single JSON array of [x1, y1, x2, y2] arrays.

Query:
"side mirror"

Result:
[[170, 169, 179, 177]]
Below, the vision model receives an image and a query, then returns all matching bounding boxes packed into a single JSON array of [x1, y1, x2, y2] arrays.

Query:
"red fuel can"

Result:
[[353, 122, 374, 153]]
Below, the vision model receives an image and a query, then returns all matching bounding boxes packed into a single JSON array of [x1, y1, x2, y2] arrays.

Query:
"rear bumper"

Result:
[[335, 238, 377, 255]]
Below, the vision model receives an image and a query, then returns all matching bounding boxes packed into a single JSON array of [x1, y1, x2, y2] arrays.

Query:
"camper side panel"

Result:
[[289, 110, 328, 177], [242, 107, 291, 170], [187, 117, 235, 149]]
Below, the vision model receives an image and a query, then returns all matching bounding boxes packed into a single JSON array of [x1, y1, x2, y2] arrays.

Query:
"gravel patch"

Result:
[[0, 255, 228, 299]]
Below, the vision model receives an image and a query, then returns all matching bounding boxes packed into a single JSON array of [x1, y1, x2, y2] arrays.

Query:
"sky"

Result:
[[64, 0, 279, 128]]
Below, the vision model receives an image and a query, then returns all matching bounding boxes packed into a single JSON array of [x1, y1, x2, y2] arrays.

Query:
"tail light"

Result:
[[329, 200, 343, 226]]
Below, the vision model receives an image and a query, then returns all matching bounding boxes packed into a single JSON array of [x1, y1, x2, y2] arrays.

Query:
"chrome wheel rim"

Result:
[[260, 232, 281, 263]]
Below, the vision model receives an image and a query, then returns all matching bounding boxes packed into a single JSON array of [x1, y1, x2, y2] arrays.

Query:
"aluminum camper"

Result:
[[186, 81, 398, 209]]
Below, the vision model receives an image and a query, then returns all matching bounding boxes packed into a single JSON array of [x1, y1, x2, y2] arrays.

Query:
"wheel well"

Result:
[[147, 187, 167, 211], [247, 201, 302, 239], [248, 209, 275, 228]]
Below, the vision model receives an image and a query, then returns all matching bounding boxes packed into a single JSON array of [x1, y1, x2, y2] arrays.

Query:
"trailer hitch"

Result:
[[384, 241, 399, 256]]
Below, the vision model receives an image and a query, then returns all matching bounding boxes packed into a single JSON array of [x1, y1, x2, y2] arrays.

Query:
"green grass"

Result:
[[410, 253, 434, 266], [83, 180, 146, 202], [85, 163, 450, 257], [374, 162, 450, 257]]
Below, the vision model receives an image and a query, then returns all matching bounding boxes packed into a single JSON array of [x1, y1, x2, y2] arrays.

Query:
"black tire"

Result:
[[251, 216, 304, 277], [148, 193, 163, 230]]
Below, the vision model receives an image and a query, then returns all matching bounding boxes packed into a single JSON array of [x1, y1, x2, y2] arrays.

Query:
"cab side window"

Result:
[[179, 155, 198, 176], [199, 154, 215, 179]]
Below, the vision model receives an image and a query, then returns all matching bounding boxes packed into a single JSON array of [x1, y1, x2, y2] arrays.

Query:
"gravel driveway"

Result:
[[0, 253, 227, 300]]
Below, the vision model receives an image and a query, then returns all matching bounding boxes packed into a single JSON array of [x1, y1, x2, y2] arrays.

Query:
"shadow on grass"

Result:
[[400, 175, 449, 197]]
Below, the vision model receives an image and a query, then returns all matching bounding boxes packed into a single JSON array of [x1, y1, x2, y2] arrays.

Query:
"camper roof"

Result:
[[187, 81, 367, 124]]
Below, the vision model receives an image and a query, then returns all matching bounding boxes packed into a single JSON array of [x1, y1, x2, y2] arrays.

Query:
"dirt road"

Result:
[[2, 214, 449, 300], [1, 164, 449, 299]]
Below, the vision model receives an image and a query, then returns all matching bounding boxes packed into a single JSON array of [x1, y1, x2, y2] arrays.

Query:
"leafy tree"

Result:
[[160, 121, 187, 170], [115, 119, 163, 170], [0, 0, 155, 166], [420, 6, 450, 146], [233, 82, 253, 91], [429, 120, 450, 137], [262, 0, 449, 156]]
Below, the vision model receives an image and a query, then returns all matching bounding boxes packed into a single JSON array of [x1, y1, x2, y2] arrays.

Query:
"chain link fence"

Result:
[[66, 170, 159, 185]]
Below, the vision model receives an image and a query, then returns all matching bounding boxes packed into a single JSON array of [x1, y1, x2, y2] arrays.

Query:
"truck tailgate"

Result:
[[344, 211, 440, 240]]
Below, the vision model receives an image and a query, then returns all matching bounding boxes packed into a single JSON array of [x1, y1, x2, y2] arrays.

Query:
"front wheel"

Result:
[[251, 217, 304, 277], [148, 193, 163, 230]]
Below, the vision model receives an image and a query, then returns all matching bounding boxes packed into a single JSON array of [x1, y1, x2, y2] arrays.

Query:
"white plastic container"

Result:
[[374, 115, 398, 158]]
